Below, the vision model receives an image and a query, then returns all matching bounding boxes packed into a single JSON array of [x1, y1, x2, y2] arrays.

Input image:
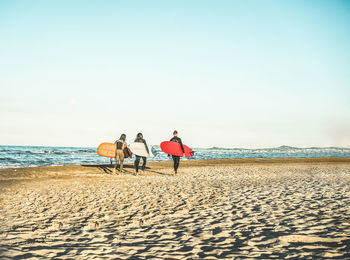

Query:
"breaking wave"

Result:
[[1, 145, 349, 169]]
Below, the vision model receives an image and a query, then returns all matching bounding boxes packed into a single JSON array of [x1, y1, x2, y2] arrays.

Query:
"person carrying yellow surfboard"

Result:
[[114, 134, 127, 174]]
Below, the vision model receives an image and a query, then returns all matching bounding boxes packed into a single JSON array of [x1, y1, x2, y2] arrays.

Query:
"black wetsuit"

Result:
[[134, 137, 149, 172], [115, 139, 124, 150], [170, 136, 185, 173]]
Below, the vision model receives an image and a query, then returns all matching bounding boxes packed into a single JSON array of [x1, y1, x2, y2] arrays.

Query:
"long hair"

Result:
[[119, 134, 126, 141]]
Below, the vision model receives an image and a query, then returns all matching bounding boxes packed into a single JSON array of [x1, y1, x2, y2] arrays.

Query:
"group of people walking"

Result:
[[113, 130, 185, 175]]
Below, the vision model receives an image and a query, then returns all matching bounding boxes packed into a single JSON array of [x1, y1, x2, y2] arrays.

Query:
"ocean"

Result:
[[1, 145, 350, 169]]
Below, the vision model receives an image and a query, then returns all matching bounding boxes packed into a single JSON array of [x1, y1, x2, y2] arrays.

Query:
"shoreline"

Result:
[[1, 157, 350, 184], [1, 157, 350, 191], [1, 156, 350, 171]]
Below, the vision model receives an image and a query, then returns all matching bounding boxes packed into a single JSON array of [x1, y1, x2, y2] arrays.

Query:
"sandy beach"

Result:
[[0, 158, 349, 259]]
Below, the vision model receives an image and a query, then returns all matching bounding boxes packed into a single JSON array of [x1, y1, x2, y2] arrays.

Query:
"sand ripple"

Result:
[[1, 164, 350, 259]]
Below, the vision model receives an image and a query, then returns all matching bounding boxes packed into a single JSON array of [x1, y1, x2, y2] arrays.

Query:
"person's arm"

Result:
[[125, 143, 131, 158], [179, 138, 185, 156], [143, 139, 150, 154], [127, 147, 132, 158]]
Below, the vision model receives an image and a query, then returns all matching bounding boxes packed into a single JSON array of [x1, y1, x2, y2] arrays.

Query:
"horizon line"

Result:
[[1, 144, 350, 150]]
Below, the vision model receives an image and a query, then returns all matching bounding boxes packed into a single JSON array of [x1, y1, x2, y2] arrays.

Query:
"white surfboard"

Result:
[[129, 142, 153, 157]]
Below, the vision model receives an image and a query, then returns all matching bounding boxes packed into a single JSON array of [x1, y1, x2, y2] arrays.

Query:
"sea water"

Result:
[[1, 145, 350, 169]]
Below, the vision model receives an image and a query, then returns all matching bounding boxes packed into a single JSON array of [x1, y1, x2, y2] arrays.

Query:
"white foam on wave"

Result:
[[1, 145, 350, 169]]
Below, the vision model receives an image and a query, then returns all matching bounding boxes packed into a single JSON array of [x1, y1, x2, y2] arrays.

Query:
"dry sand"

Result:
[[0, 158, 350, 259]]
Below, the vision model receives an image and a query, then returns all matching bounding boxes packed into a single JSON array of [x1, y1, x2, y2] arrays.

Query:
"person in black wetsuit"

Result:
[[134, 133, 149, 175], [168, 130, 185, 175]]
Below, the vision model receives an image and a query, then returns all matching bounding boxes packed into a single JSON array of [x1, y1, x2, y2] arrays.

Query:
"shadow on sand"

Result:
[[81, 164, 170, 176]]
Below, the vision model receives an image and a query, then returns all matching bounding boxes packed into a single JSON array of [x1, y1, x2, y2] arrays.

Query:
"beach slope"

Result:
[[1, 158, 350, 259]]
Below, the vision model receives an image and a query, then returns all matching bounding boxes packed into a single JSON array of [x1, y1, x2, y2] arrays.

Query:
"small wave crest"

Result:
[[1, 145, 350, 169]]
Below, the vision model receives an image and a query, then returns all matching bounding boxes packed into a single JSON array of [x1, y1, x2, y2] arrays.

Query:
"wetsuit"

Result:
[[170, 136, 185, 173], [134, 137, 149, 173], [114, 139, 126, 171]]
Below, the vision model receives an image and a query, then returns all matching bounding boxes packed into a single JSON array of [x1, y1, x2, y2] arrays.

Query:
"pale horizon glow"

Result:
[[1, 0, 350, 148]]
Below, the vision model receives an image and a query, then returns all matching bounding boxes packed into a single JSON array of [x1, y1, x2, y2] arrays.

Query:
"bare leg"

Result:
[[114, 151, 120, 175]]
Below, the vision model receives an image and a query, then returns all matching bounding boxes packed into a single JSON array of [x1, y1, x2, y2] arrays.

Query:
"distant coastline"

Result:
[[2, 145, 350, 150]]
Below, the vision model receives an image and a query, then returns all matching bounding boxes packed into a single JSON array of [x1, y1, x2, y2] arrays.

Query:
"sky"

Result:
[[0, 0, 349, 148]]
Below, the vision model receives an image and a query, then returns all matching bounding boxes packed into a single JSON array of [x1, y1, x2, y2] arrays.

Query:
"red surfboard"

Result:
[[160, 141, 193, 157]]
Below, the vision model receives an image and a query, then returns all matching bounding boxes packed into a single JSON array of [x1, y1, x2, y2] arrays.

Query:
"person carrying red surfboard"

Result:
[[168, 130, 185, 175], [113, 134, 130, 174]]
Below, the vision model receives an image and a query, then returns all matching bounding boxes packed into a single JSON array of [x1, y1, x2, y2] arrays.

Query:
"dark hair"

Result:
[[120, 134, 126, 141], [173, 130, 178, 135], [137, 133, 143, 138]]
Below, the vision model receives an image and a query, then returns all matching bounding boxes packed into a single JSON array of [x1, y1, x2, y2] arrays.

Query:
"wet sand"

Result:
[[1, 158, 350, 259]]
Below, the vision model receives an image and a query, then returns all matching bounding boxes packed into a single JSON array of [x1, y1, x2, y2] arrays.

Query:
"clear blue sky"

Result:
[[1, 0, 349, 148]]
